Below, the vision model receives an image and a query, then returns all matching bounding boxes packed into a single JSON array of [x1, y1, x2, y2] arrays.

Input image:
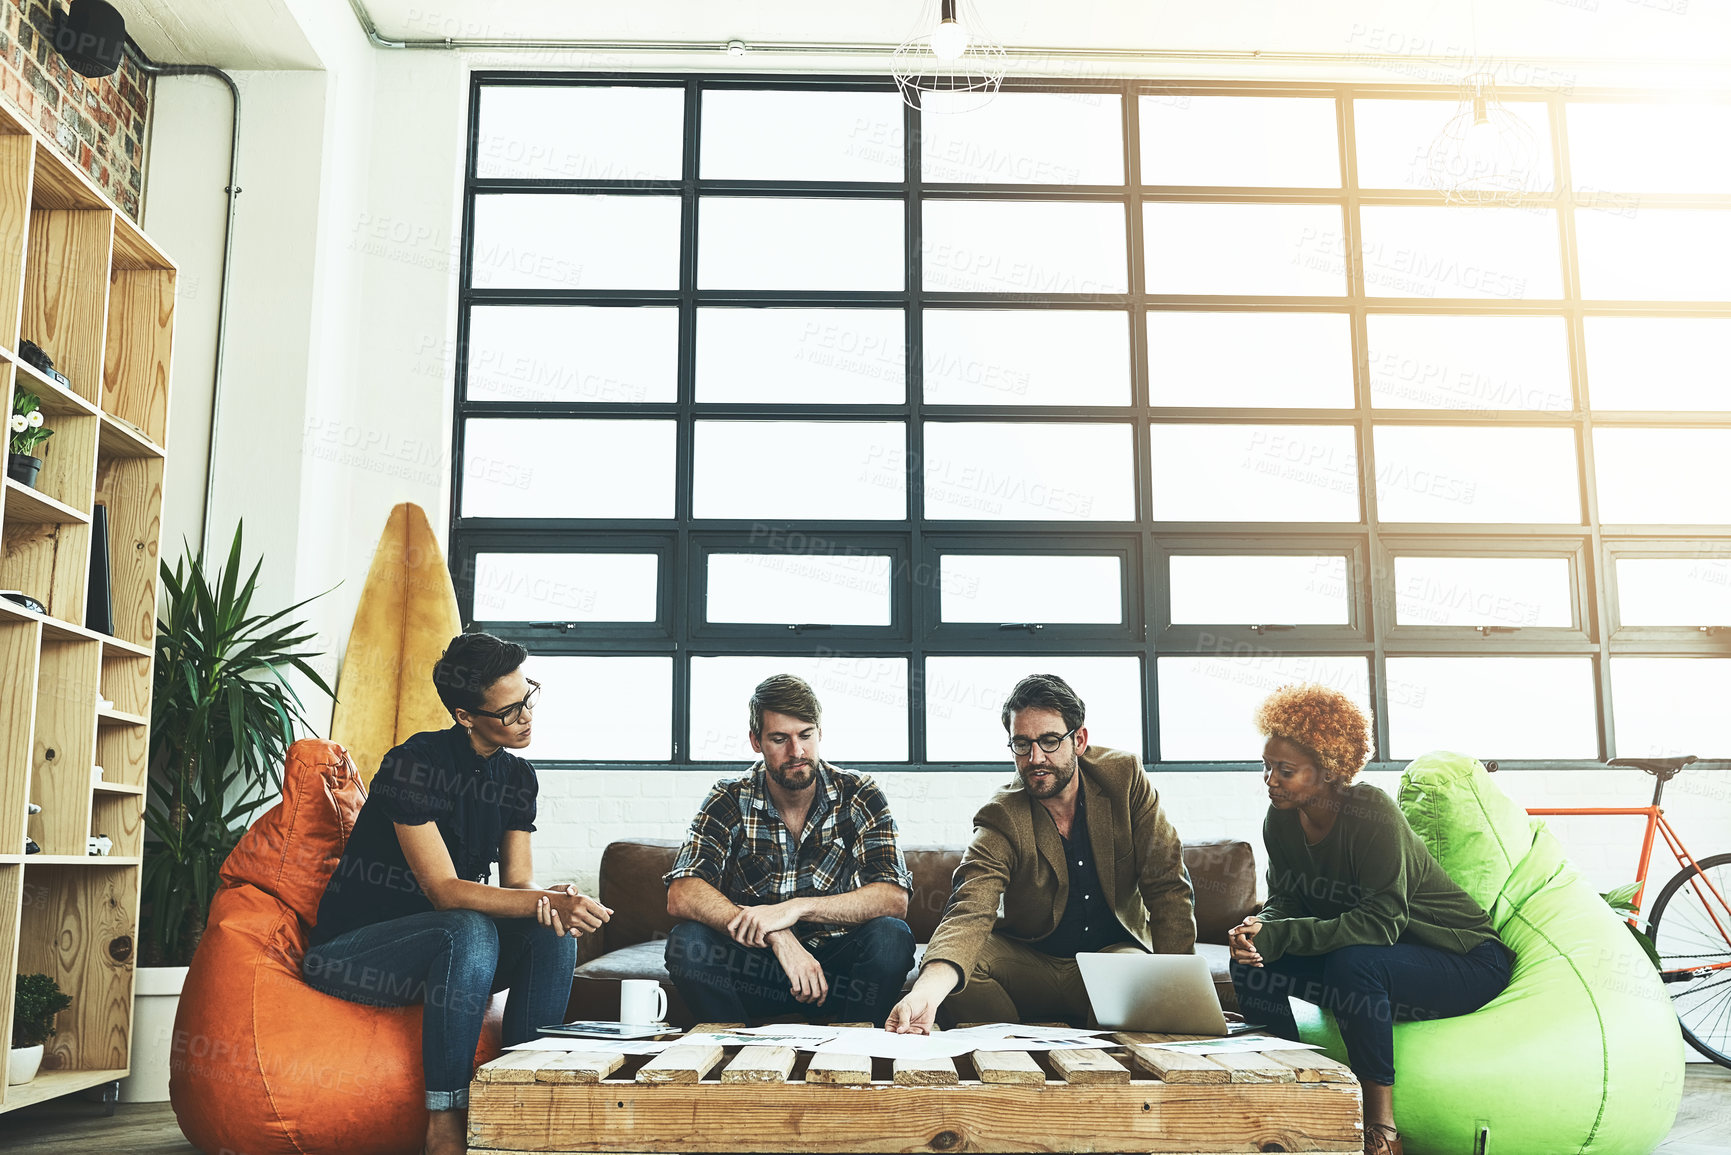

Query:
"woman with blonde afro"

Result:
[[1227, 684, 1514, 1155]]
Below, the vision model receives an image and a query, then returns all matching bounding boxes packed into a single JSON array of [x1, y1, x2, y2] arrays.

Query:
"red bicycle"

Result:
[[1509, 756, 1731, 1068]]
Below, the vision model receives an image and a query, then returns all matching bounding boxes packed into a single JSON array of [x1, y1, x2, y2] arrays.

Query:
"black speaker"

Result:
[[52, 0, 126, 79]]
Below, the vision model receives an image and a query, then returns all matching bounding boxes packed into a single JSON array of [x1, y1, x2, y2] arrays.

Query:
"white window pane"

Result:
[[1586, 318, 1731, 410], [1373, 427, 1579, 523], [1386, 658, 1596, 760], [1577, 209, 1731, 301], [523, 655, 673, 761], [699, 198, 904, 290], [1595, 429, 1731, 523], [1611, 659, 1731, 758], [924, 423, 1136, 521], [1358, 207, 1562, 300], [1157, 655, 1370, 761], [1367, 315, 1572, 411], [707, 554, 892, 626], [924, 201, 1128, 294], [697, 309, 905, 404], [923, 310, 1130, 406], [472, 554, 658, 622], [701, 89, 904, 181], [690, 655, 908, 762], [467, 307, 678, 404], [939, 555, 1122, 623], [694, 422, 906, 520], [926, 656, 1142, 762], [1149, 313, 1353, 407], [471, 195, 681, 291], [1150, 425, 1360, 522], [462, 419, 676, 518], [1616, 558, 1731, 627], [1353, 99, 1554, 192], [923, 91, 1123, 185], [475, 85, 685, 181], [1569, 104, 1731, 194], [1145, 204, 1346, 296], [1392, 557, 1573, 628], [1169, 556, 1350, 625], [1140, 96, 1341, 187]]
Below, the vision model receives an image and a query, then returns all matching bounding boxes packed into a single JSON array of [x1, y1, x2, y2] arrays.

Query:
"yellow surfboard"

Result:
[[330, 502, 463, 787]]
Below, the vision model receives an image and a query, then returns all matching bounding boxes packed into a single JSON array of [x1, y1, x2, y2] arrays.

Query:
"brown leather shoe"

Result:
[[1364, 1123, 1404, 1155]]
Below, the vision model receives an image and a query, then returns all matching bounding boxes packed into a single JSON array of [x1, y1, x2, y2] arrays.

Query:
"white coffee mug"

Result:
[[619, 979, 668, 1025]]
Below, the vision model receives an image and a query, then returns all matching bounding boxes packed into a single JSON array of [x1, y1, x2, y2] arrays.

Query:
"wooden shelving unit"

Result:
[[0, 96, 174, 1109]]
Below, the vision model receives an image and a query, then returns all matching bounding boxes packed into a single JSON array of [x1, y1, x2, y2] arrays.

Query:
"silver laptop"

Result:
[[1076, 951, 1230, 1036]]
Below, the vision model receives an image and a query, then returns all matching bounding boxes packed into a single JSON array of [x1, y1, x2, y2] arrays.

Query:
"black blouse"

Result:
[[309, 725, 539, 946]]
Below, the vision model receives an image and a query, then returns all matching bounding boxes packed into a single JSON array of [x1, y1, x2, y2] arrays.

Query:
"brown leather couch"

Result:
[[567, 838, 1258, 1026]]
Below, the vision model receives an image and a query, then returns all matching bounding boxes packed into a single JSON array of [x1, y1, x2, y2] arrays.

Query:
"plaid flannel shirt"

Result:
[[663, 761, 913, 947]]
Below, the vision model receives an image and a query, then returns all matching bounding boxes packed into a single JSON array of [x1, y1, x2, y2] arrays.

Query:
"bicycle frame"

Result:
[[1527, 789, 1731, 983]]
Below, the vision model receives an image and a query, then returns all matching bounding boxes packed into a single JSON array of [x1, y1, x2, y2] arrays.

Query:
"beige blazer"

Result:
[[921, 746, 1197, 990]]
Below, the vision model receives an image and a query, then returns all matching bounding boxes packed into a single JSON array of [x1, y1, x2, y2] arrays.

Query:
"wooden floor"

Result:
[[4, 1064, 1729, 1153]]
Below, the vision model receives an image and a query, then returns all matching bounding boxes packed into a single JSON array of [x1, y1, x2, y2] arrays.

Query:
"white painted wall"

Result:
[[134, 5, 1731, 940]]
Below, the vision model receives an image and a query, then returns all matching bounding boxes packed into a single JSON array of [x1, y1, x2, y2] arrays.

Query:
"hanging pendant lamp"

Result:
[[1423, 71, 1543, 205], [893, 0, 1006, 114]]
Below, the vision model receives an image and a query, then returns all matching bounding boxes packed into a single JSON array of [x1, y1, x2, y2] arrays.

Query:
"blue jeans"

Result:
[[302, 909, 578, 1110], [664, 916, 915, 1027], [1230, 938, 1513, 1086]]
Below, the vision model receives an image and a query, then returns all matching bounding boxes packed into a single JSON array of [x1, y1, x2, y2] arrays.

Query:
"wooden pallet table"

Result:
[[467, 1029, 1361, 1153]]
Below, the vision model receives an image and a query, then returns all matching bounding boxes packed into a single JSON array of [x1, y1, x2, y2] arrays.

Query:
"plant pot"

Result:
[[7, 1043, 44, 1085], [6, 453, 42, 488], [118, 965, 188, 1103]]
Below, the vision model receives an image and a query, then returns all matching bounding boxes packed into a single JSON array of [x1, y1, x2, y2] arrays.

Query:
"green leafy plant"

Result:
[[9, 391, 53, 456], [1602, 881, 1663, 970], [12, 973, 71, 1048], [142, 522, 334, 965]]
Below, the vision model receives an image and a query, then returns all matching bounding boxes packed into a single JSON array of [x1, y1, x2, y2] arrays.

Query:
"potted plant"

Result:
[[122, 523, 333, 1102], [10, 973, 71, 1085], [8, 390, 53, 487]]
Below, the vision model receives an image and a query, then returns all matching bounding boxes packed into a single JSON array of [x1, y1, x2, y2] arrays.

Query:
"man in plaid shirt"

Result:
[[664, 674, 916, 1026]]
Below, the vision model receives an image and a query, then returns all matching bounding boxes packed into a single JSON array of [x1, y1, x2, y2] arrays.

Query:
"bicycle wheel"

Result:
[[1647, 852, 1731, 1068]]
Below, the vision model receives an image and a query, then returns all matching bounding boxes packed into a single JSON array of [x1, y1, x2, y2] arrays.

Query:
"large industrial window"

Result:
[[452, 74, 1731, 771]]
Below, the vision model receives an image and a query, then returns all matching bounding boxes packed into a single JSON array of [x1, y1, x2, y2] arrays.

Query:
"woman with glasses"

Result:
[[1227, 684, 1514, 1155], [303, 631, 611, 1155]]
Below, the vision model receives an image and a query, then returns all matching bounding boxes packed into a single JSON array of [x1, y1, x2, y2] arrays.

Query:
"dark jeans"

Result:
[[664, 916, 915, 1027], [302, 909, 578, 1110], [1230, 938, 1513, 1086]]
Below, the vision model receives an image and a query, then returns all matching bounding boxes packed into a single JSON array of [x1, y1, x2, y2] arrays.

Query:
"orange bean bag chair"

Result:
[[170, 739, 507, 1155]]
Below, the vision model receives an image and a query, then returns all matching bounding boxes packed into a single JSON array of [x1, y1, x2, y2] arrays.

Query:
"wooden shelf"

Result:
[[97, 412, 164, 459], [12, 854, 141, 866], [30, 141, 108, 211], [96, 707, 147, 728], [3, 477, 90, 525], [111, 214, 174, 272], [93, 780, 144, 796], [7, 350, 97, 417], [0, 598, 151, 654], [0, 1067, 129, 1112]]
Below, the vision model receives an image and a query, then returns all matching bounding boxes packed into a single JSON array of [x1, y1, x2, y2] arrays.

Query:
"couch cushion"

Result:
[[1181, 840, 1258, 944], [218, 739, 362, 925]]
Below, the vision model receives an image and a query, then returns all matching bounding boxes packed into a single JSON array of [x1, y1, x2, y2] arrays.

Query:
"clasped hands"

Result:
[[534, 883, 613, 938], [1227, 913, 1264, 967], [728, 899, 829, 1006]]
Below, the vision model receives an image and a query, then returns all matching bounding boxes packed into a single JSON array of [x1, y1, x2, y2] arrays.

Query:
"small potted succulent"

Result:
[[10, 973, 71, 1085], [8, 391, 53, 488]]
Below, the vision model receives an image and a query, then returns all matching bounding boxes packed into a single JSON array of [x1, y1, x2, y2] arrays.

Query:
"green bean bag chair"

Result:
[[1290, 751, 1684, 1155]]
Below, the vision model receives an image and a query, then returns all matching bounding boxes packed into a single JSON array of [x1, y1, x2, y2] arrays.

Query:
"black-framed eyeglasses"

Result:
[[468, 680, 540, 726], [1007, 727, 1078, 757]]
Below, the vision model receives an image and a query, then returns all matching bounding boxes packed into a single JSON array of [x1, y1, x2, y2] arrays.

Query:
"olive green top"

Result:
[[1255, 783, 1502, 965]]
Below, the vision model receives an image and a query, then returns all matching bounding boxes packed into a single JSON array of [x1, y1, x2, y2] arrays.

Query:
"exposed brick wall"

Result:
[[0, 1, 148, 218]]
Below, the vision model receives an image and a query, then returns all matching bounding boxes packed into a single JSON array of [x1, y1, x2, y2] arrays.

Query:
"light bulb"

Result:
[[930, 17, 969, 61]]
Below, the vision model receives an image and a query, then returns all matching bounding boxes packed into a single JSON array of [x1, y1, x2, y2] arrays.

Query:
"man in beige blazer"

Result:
[[887, 674, 1196, 1030]]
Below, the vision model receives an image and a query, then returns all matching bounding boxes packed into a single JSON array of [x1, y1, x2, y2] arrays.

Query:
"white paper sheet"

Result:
[[810, 1028, 990, 1060], [507, 1037, 675, 1055], [1145, 1035, 1323, 1056]]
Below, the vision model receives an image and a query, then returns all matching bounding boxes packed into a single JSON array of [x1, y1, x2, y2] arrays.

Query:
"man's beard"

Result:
[[767, 757, 817, 791], [1020, 755, 1077, 799]]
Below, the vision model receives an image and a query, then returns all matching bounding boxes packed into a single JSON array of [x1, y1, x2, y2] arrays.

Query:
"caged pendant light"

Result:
[[893, 0, 1007, 114], [1422, 71, 1543, 205]]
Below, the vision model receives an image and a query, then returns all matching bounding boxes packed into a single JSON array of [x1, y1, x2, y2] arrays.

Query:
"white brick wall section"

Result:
[[528, 766, 1731, 904]]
